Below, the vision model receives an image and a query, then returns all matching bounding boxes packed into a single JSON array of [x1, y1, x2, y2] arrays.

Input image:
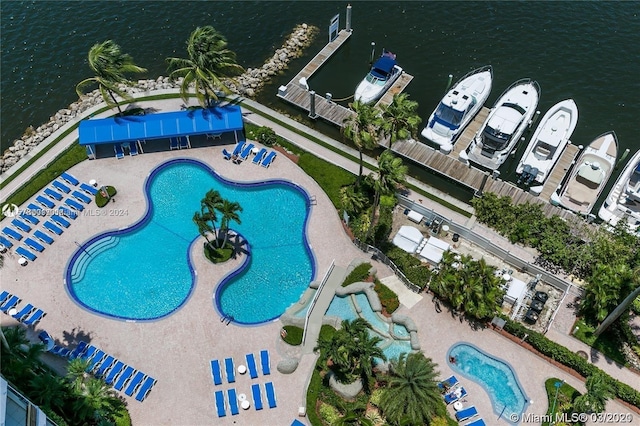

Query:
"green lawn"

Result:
[[572, 318, 627, 366], [542, 378, 580, 426]]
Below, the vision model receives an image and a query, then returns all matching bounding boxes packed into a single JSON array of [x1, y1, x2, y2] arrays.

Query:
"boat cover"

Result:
[[371, 56, 396, 78]]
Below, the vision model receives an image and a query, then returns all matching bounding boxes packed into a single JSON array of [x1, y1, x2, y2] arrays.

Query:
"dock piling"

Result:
[[309, 91, 317, 119], [346, 4, 352, 32]]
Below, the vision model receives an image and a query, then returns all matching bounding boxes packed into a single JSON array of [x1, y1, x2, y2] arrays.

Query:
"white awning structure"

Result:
[[505, 277, 527, 304], [392, 225, 424, 253], [419, 237, 450, 264]]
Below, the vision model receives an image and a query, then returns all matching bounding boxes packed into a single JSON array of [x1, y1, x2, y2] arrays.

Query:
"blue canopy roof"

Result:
[[371, 56, 397, 79], [79, 105, 244, 146]]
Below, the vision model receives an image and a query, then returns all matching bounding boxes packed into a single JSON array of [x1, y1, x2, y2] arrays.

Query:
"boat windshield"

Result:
[[434, 103, 464, 127], [365, 73, 386, 86], [503, 102, 527, 115], [482, 125, 511, 151]]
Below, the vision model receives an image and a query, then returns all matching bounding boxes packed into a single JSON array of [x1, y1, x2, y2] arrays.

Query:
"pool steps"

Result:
[[69, 236, 120, 282]]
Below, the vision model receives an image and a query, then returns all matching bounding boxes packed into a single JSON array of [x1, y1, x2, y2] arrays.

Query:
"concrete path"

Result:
[[379, 275, 423, 309]]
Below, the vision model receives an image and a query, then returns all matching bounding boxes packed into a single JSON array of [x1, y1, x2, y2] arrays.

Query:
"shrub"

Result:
[[374, 280, 400, 314], [282, 325, 303, 345], [203, 242, 233, 263], [96, 185, 117, 207], [369, 388, 384, 407], [342, 262, 372, 287], [372, 205, 394, 246], [319, 401, 341, 425], [253, 125, 278, 146]]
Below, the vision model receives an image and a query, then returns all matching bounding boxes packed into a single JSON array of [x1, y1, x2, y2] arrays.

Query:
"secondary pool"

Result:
[[447, 343, 528, 424], [66, 159, 314, 324]]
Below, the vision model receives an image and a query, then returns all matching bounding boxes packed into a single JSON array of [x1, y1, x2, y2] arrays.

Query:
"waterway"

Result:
[[2, 1, 639, 203]]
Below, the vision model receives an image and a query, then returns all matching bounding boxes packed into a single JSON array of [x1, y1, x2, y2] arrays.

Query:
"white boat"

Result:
[[421, 65, 493, 154], [516, 99, 579, 193], [598, 148, 640, 232], [461, 78, 540, 170], [551, 131, 618, 215], [354, 50, 403, 104]]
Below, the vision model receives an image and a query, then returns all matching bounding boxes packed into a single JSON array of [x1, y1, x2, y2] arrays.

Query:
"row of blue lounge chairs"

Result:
[[222, 141, 277, 168], [50, 340, 156, 402], [215, 382, 277, 417], [210, 350, 271, 385], [438, 375, 486, 425], [169, 136, 191, 151], [0, 291, 46, 326], [0, 172, 98, 262], [114, 141, 143, 158]]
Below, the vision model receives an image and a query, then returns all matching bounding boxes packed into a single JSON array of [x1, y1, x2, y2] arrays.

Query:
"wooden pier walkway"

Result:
[[539, 144, 580, 201], [375, 73, 414, 109], [450, 107, 490, 157]]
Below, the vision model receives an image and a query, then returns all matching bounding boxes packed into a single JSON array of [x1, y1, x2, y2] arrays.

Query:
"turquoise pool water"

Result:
[[66, 159, 314, 323], [325, 293, 412, 362], [448, 343, 528, 424]]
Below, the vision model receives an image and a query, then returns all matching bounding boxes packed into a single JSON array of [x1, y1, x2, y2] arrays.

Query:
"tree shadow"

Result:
[[61, 327, 93, 349]]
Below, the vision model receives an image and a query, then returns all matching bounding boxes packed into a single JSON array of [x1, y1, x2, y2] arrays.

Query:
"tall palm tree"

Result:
[[594, 266, 640, 336], [366, 150, 407, 241], [218, 199, 243, 247], [193, 211, 214, 248], [379, 352, 442, 426], [29, 374, 67, 411], [343, 100, 382, 183], [72, 377, 121, 423], [379, 93, 421, 148], [167, 26, 244, 107], [340, 185, 367, 217], [573, 373, 613, 414], [76, 40, 147, 114], [201, 189, 224, 247]]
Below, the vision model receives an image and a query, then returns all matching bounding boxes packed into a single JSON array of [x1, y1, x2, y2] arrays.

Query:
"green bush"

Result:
[[203, 242, 233, 263], [372, 205, 394, 246], [319, 401, 340, 425], [374, 279, 400, 314], [282, 325, 303, 345], [96, 185, 117, 208], [254, 125, 278, 146], [369, 388, 384, 407], [342, 262, 372, 287]]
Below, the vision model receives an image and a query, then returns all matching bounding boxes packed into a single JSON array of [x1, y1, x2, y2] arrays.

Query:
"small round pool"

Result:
[[447, 343, 528, 424], [65, 159, 315, 324]]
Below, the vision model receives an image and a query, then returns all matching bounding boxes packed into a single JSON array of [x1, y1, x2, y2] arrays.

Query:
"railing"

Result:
[[302, 259, 335, 346], [352, 238, 422, 293]]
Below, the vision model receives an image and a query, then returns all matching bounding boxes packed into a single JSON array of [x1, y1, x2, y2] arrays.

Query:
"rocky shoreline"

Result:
[[1, 23, 318, 174]]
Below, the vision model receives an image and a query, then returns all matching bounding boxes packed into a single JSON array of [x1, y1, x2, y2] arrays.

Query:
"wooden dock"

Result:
[[375, 73, 414, 108], [539, 144, 580, 201], [450, 107, 490, 158]]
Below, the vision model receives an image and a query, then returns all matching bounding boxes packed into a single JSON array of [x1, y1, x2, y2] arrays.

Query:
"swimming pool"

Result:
[[447, 343, 528, 424], [66, 159, 315, 324]]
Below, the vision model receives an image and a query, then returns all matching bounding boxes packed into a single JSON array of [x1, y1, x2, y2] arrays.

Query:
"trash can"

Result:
[[452, 233, 460, 243]]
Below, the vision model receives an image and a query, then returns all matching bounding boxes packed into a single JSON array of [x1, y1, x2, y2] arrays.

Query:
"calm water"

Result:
[[2, 1, 639, 198]]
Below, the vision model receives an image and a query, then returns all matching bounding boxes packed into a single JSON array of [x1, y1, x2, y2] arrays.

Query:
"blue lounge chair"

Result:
[[246, 353, 259, 379], [464, 418, 486, 426], [265, 382, 277, 408], [215, 390, 226, 417], [135, 376, 156, 402], [0, 295, 21, 313], [65, 198, 85, 211], [0, 235, 14, 248], [0, 291, 9, 305], [20, 213, 40, 225], [51, 214, 70, 228], [239, 143, 255, 161], [23, 309, 46, 326], [438, 375, 459, 392], [43, 221, 63, 235], [227, 388, 239, 415], [222, 148, 233, 160], [252, 148, 267, 164], [130, 141, 139, 156], [61, 172, 79, 186], [169, 137, 179, 150], [261, 151, 277, 168], [69, 341, 89, 360], [44, 188, 63, 201], [260, 350, 271, 375], [224, 357, 235, 383], [11, 219, 31, 232], [80, 345, 98, 362], [94, 355, 115, 377], [17, 247, 37, 261], [12, 303, 34, 321], [232, 141, 245, 156], [179, 136, 190, 149], [291, 421, 306, 426], [113, 366, 135, 391], [455, 406, 478, 422], [36, 195, 55, 209], [24, 238, 45, 252], [114, 144, 125, 159], [211, 359, 223, 385], [105, 361, 125, 385], [251, 383, 263, 410], [86, 350, 106, 372], [60, 207, 78, 219], [3, 227, 23, 241], [38, 330, 53, 350], [52, 345, 70, 357], [72, 190, 92, 204], [27, 203, 45, 214], [124, 371, 146, 396], [444, 386, 467, 404], [52, 180, 71, 193], [80, 182, 98, 195]]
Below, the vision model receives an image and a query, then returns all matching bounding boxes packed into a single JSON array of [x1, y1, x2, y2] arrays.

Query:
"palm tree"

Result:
[[201, 189, 223, 247], [66, 358, 92, 394], [76, 40, 147, 114], [343, 100, 382, 183], [29, 374, 67, 410], [379, 352, 442, 426], [218, 199, 243, 247], [366, 150, 407, 241], [334, 400, 374, 426], [379, 93, 421, 148], [594, 266, 640, 336], [193, 211, 214, 248], [340, 185, 367, 217], [573, 373, 613, 414], [167, 26, 244, 107], [73, 377, 121, 423]]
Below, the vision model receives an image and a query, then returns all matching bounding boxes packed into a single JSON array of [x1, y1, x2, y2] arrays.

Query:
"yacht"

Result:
[[354, 50, 403, 104], [461, 78, 540, 170], [516, 99, 579, 194], [421, 65, 493, 154], [598, 149, 640, 232], [551, 131, 618, 215]]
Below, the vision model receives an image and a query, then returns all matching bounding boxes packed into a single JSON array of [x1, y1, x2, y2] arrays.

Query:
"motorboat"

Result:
[[421, 65, 493, 154], [551, 131, 618, 215], [598, 148, 640, 232], [516, 99, 579, 194], [354, 50, 403, 104], [461, 78, 540, 170]]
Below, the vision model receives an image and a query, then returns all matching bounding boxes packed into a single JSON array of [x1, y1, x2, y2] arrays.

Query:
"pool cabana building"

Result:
[[78, 105, 245, 159]]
